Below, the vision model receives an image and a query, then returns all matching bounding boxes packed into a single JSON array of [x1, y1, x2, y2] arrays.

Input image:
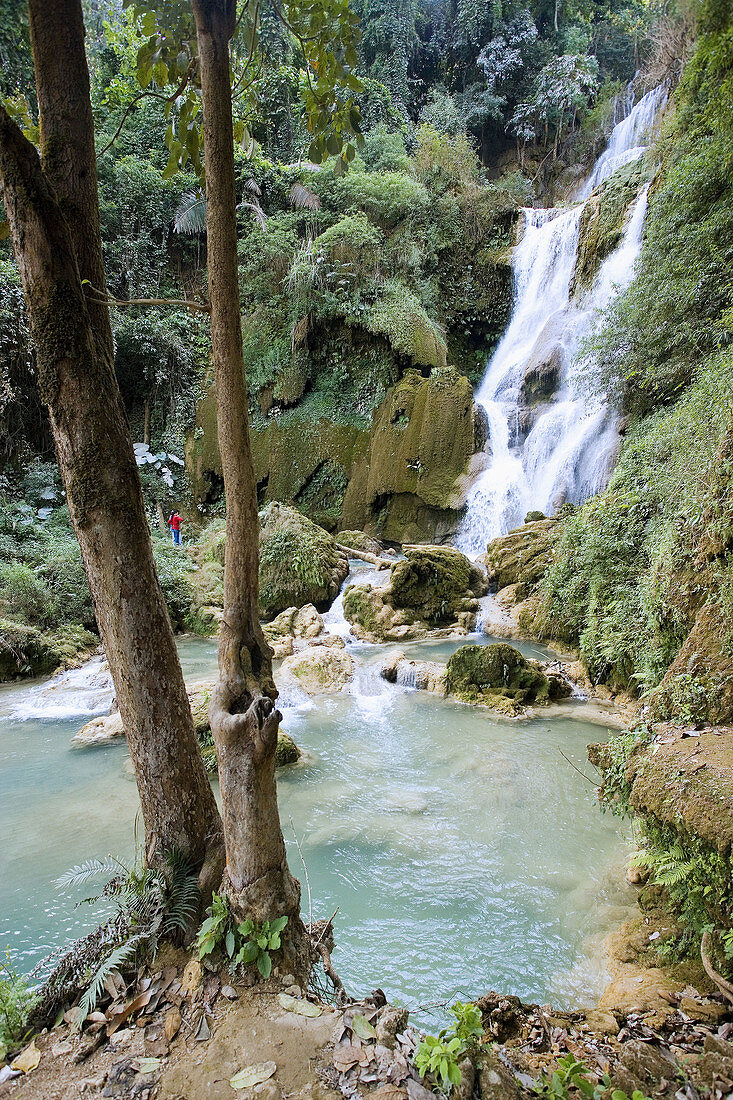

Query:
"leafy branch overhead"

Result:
[[127, 0, 364, 181]]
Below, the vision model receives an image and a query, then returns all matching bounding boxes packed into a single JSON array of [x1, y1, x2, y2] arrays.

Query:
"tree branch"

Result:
[[83, 283, 211, 313]]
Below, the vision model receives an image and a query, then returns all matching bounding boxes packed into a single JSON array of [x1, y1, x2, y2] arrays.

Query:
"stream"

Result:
[[0, 567, 633, 1020]]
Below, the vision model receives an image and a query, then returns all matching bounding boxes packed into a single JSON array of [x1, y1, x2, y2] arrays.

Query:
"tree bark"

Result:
[[0, 5, 222, 881], [191, 0, 301, 930]]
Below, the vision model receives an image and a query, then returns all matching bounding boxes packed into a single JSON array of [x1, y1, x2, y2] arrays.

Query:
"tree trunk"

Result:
[[191, 0, 301, 932], [0, 7, 222, 882]]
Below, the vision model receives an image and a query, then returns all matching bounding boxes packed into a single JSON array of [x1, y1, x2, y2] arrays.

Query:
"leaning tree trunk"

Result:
[[191, 0, 302, 933], [0, 3, 222, 881]]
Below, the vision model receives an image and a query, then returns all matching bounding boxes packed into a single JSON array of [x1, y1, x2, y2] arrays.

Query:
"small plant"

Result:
[[414, 1033, 464, 1093], [534, 1054, 595, 1099], [448, 1000, 483, 1049], [57, 847, 200, 1028], [594, 1073, 650, 1100], [196, 893, 288, 979], [0, 950, 36, 1055], [414, 1000, 483, 1094]]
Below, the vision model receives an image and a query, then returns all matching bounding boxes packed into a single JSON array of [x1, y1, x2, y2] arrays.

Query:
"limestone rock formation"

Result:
[[381, 652, 447, 693], [259, 503, 349, 619], [343, 545, 487, 641], [263, 603, 333, 659], [278, 646, 355, 694], [445, 643, 571, 711], [342, 367, 490, 544], [0, 620, 97, 682], [483, 517, 561, 600]]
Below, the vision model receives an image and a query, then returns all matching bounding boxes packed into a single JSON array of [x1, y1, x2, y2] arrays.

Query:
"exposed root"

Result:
[[700, 930, 733, 1005]]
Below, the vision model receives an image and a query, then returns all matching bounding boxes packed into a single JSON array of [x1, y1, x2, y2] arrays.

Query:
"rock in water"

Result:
[[278, 647, 354, 694], [445, 643, 568, 711], [259, 503, 348, 618]]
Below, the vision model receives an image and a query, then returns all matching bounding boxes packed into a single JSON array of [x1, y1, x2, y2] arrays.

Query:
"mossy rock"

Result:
[[483, 518, 560, 600], [445, 643, 560, 706], [0, 619, 97, 682], [259, 502, 349, 618], [341, 366, 488, 543], [278, 646, 354, 694], [342, 583, 385, 637], [573, 159, 650, 295], [648, 603, 733, 724], [390, 545, 486, 624], [337, 530, 382, 555], [197, 724, 301, 774]]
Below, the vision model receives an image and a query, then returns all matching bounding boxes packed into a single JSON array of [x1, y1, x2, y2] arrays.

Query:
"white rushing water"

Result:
[[458, 84, 664, 555]]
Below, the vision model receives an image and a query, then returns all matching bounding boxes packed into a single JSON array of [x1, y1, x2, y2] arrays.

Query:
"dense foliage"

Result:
[[530, 5, 733, 717]]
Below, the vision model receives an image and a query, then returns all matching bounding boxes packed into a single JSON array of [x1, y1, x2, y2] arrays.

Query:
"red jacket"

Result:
[[169, 513, 181, 531]]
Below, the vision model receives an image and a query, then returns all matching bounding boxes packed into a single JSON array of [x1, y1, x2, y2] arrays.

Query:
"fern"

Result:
[[74, 935, 144, 1029], [55, 857, 127, 890]]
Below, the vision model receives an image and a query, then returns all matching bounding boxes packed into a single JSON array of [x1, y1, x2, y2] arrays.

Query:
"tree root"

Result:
[[701, 930, 733, 1005], [336, 544, 391, 570]]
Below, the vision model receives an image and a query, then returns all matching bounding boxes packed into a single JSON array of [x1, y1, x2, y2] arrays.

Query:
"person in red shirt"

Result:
[[168, 511, 182, 546]]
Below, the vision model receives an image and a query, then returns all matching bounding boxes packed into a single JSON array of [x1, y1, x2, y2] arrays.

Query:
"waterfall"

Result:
[[457, 84, 663, 556]]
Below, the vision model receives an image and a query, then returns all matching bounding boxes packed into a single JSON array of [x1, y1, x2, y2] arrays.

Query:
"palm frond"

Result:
[[238, 200, 267, 229], [74, 934, 144, 1029], [173, 189, 207, 235], [289, 182, 321, 211], [56, 857, 128, 890], [243, 177, 262, 197]]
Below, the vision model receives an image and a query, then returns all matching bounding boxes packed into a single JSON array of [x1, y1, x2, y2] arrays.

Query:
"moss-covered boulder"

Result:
[[258, 503, 349, 618], [390, 546, 487, 622], [263, 604, 327, 658], [341, 367, 490, 543], [343, 546, 486, 641], [483, 518, 561, 600], [336, 530, 382, 555], [647, 604, 733, 724], [0, 619, 97, 682], [278, 646, 354, 694], [445, 643, 567, 709]]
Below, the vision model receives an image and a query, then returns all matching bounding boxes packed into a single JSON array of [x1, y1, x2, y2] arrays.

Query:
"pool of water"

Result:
[[0, 614, 632, 1015]]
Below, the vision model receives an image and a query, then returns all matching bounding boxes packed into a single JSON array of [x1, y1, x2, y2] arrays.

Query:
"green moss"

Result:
[[342, 583, 380, 633], [445, 643, 555, 705], [258, 502, 348, 617], [0, 618, 96, 681], [388, 546, 484, 623], [573, 159, 651, 293], [366, 281, 447, 368]]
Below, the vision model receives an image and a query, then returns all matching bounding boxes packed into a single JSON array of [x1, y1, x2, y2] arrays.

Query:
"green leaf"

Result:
[[153, 60, 168, 86], [326, 132, 341, 155], [352, 1014, 376, 1040], [269, 916, 288, 934], [257, 951, 272, 978], [225, 930, 235, 957], [0, 221, 11, 240], [242, 941, 258, 963]]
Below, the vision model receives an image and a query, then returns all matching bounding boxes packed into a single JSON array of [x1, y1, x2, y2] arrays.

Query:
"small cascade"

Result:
[[577, 84, 667, 200], [0, 657, 113, 722], [458, 85, 663, 555]]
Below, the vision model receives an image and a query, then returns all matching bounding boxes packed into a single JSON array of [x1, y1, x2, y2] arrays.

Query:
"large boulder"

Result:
[[336, 530, 382, 555], [341, 367, 490, 544], [259, 503, 348, 618], [483, 518, 560, 600], [381, 652, 447, 693], [278, 647, 354, 694], [445, 643, 570, 711], [343, 546, 487, 641], [263, 603, 328, 658]]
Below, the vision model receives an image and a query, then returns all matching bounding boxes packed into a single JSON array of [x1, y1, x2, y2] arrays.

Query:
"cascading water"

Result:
[[458, 84, 664, 556]]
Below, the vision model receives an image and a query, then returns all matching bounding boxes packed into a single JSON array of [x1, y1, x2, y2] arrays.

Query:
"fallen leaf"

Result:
[[229, 1061, 277, 1089], [11, 1040, 41, 1074], [371, 1085, 408, 1099], [136, 1057, 162, 1074], [195, 1014, 211, 1041], [352, 1013, 377, 1041], [180, 959, 203, 998], [333, 1043, 361, 1073], [164, 1007, 181, 1042], [277, 993, 323, 1017]]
